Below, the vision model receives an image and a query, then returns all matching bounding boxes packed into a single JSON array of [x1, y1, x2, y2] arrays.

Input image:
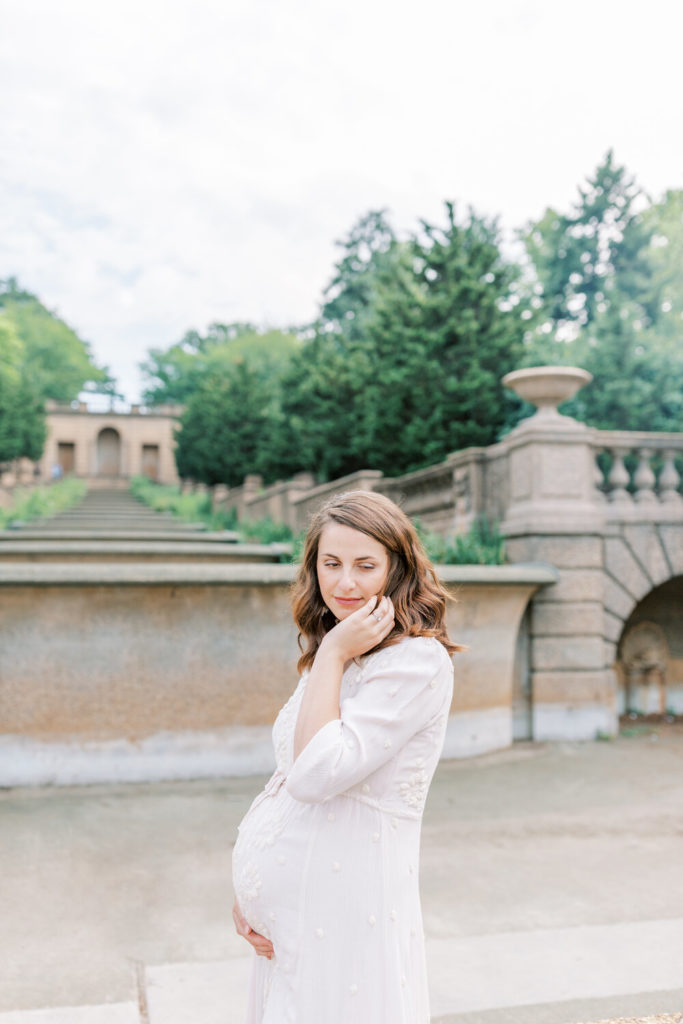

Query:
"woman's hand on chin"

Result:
[[232, 898, 274, 960], [321, 594, 395, 663]]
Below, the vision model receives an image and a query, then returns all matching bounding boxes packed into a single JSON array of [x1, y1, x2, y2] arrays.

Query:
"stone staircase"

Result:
[[6, 488, 219, 538], [0, 488, 291, 563]]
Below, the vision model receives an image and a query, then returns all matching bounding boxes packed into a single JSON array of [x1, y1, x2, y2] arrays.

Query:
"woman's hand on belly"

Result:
[[232, 898, 274, 960]]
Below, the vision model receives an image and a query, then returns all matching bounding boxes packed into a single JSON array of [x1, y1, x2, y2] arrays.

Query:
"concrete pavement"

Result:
[[1, 725, 682, 1023]]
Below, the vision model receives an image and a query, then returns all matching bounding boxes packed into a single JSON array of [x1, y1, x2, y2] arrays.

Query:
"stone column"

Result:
[[501, 367, 616, 741]]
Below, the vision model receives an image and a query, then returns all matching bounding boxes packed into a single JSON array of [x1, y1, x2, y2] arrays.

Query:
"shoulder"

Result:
[[362, 634, 453, 680]]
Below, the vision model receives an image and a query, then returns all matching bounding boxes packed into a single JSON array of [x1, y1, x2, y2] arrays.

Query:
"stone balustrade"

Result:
[[592, 431, 683, 515]]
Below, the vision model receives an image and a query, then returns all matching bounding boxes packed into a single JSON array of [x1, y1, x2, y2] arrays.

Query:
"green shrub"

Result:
[[239, 517, 294, 544], [130, 478, 291, 544], [130, 476, 220, 528], [414, 515, 506, 565], [0, 477, 87, 528]]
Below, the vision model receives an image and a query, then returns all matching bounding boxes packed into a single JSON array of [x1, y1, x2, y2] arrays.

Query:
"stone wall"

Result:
[[0, 562, 555, 786]]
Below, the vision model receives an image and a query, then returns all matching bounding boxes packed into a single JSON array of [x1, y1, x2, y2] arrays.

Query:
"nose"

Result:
[[338, 568, 357, 593]]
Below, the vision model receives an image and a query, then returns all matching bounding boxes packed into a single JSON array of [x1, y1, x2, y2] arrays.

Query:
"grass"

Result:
[[0, 477, 88, 528], [129, 477, 295, 548]]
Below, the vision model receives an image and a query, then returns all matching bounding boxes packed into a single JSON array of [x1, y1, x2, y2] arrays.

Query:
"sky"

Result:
[[2, 0, 682, 402]]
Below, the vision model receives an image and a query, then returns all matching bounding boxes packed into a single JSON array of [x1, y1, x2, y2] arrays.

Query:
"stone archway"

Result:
[[96, 427, 121, 477], [615, 577, 683, 717]]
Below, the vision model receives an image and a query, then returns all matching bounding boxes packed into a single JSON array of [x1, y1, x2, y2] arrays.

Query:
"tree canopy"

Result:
[[0, 314, 46, 464], [0, 278, 114, 403], [521, 153, 683, 431], [141, 322, 300, 407], [0, 277, 115, 466], [147, 155, 683, 488]]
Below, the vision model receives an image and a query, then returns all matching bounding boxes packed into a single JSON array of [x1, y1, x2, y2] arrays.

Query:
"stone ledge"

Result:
[[0, 561, 559, 587], [0, 541, 287, 562], [575, 1016, 683, 1023]]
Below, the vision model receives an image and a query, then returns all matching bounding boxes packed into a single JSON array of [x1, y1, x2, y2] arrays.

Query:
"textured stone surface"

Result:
[[0, 571, 548, 775], [533, 601, 604, 637], [604, 537, 653, 602], [532, 670, 614, 704], [659, 526, 683, 577], [622, 525, 673, 588], [604, 609, 625, 644], [533, 570, 604, 604], [506, 534, 603, 569], [603, 575, 637, 621], [532, 636, 605, 673]]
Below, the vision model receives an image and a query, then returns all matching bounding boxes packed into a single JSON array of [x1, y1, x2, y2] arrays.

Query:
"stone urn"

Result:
[[502, 365, 592, 425]]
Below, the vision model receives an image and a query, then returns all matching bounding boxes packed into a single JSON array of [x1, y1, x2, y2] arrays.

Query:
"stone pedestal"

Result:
[[502, 367, 617, 741]]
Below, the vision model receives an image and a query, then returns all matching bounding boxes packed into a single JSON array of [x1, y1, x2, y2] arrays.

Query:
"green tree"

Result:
[[174, 363, 277, 487], [141, 322, 300, 407], [270, 204, 528, 480], [522, 158, 683, 432], [0, 278, 114, 402], [270, 331, 371, 481], [523, 150, 653, 338], [0, 316, 46, 463], [319, 209, 397, 342], [641, 189, 683, 351], [354, 203, 528, 473]]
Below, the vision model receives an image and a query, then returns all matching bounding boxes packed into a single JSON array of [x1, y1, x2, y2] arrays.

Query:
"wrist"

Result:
[[316, 634, 346, 666]]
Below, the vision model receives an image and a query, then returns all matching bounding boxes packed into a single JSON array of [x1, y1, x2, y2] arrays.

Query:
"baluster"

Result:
[[634, 448, 656, 503], [593, 448, 607, 503], [607, 448, 632, 503], [659, 449, 682, 504]]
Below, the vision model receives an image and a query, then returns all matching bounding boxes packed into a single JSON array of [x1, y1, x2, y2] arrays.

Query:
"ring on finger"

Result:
[[372, 610, 383, 621]]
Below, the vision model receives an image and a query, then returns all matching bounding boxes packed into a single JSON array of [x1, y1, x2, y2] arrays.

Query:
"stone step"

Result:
[[145, 958, 250, 1024], [0, 541, 282, 562], [0, 530, 240, 542], [23, 520, 206, 531], [142, 918, 683, 1023]]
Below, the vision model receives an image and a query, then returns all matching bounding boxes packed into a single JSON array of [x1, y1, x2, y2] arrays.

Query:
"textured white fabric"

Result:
[[232, 635, 454, 1024]]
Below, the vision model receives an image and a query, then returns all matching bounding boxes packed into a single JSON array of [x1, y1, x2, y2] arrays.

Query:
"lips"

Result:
[[334, 597, 362, 606]]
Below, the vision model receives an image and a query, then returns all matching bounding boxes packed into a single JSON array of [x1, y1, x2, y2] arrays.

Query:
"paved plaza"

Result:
[[1, 725, 682, 1024]]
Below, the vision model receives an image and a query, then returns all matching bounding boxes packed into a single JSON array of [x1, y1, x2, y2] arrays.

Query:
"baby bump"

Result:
[[232, 785, 307, 942]]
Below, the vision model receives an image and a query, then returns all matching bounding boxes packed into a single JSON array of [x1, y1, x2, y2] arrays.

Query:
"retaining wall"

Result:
[[0, 562, 555, 787]]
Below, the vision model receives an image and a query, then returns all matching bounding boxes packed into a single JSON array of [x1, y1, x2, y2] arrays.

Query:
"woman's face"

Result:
[[316, 521, 390, 620]]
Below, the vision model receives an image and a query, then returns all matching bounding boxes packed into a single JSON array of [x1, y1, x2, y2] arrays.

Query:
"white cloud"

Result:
[[1, 0, 682, 398]]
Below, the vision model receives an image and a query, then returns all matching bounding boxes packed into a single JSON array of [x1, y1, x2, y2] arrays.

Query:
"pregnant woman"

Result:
[[232, 490, 459, 1023]]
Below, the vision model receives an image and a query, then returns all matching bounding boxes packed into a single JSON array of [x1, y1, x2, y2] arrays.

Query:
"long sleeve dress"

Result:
[[231, 634, 454, 1024]]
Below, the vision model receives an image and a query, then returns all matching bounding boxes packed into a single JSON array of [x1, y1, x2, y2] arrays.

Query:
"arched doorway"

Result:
[[97, 427, 121, 477], [616, 576, 683, 717]]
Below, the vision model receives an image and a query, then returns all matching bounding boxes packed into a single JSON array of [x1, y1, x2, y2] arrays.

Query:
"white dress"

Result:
[[232, 634, 454, 1024]]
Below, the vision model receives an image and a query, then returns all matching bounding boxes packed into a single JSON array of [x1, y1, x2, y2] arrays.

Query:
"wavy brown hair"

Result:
[[291, 490, 463, 673]]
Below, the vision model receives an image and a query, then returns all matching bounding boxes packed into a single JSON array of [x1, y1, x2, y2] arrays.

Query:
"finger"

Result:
[[253, 940, 274, 954]]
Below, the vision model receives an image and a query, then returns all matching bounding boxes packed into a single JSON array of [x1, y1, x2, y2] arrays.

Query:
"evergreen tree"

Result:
[[319, 209, 397, 342], [523, 157, 683, 431], [174, 363, 276, 487], [523, 150, 653, 337], [355, 203, 528, 473]]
